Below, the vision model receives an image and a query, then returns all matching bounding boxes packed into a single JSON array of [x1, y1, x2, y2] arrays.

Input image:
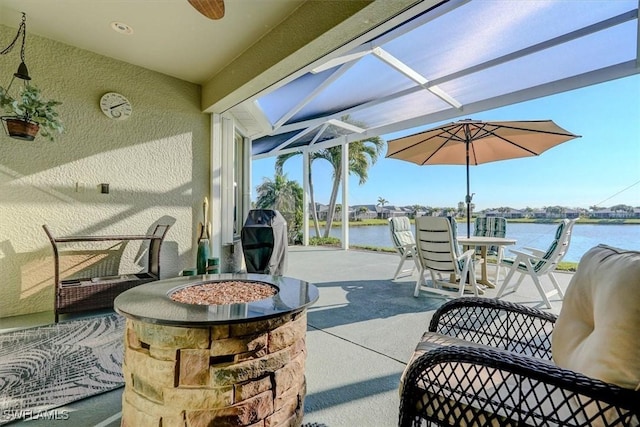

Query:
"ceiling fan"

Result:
[[188, 0, 225, 20]]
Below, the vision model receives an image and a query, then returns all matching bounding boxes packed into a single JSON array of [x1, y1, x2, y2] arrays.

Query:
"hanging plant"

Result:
[[0, 84, 64, 141]]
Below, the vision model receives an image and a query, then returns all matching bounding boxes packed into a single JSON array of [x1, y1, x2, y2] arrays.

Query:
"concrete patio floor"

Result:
[[2, 246, 572, 426]]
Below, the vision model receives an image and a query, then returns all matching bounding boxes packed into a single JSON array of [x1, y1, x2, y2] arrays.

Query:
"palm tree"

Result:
[[275, 152, 322, 237], [277, 115, 384, 238], [322, 134, 384, 236], [255, 172, 300, 212], [611, 204, 633, 213], [544, 205, 564, 218], [524, 206, 534, 218], [255, 172, 303, 243], [357, 206, 368, 221], [377, 196, 388, 219]]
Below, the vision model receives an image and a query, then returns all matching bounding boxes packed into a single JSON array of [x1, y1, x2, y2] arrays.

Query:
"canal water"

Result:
[[320, 222, 640, 263]]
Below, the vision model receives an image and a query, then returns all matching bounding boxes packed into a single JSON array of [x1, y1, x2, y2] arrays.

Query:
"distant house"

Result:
[[589, 207, 639, 219], [589, 208, 613, 219], [376, 204, 390, 219], [508, 209, 525, 218], [315, 206, 356, 221], [398, 206, 417, 217], [611, 208, 636, 219], [410, 207, 428, 218], [483, 209, 501, 217], [351, 204, 378, 220], [485, 208, 524, 219], [532, 208, 547, 219], [430, 209, 449, 218], [379, 205, 408, 218], [313, 203, 633, 221], [531, 208, 579, 219], [564, 208, 580, 219], [316, 203, 330, 220], [316, 203, 351, 221]]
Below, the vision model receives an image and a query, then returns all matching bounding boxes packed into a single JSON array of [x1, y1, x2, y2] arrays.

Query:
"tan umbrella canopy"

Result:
[[386, 119, 580, 237]]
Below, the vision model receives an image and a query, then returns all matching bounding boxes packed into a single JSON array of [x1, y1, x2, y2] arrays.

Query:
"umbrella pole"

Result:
[[465, 130, 471, 238], [466, 199, 471, 237], [466, 167, 471, 238]]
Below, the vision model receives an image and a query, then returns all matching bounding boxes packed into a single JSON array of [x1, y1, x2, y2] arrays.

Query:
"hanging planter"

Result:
[[0, 14, 63, 142], [0, 85, 64, 142], [2, 117, 40, 141]]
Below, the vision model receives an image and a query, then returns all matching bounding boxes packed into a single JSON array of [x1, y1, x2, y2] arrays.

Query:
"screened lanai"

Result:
[[228, 0, 639, 246]]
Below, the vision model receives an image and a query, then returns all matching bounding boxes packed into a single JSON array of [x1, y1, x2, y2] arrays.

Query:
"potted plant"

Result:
[[0, 84, 64, 141]]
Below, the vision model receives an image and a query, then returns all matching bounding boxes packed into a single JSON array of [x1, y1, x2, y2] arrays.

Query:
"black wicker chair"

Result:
[[399, 297, 639, 426]]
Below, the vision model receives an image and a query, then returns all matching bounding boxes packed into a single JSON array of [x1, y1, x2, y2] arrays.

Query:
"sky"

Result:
[[251, 75, 640, 211]]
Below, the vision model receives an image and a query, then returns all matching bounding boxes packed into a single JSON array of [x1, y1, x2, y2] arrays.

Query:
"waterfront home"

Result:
[[1, 0, 637, 336], [2, 2, 639, 426], [590, 207, 640, 219], [351, 204, 379, 221], [484, 208, 525, 219]]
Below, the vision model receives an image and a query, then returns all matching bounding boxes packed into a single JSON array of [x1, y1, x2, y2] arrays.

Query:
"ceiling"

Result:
[[0, 0, 305, 85], [2, 0, 637, 158], [244, 0, 640, 158]]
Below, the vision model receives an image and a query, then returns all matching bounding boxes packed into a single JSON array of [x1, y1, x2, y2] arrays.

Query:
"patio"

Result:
[[2, 246, 571, 426]]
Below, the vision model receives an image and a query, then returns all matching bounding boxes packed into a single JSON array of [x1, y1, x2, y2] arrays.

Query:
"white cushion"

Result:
[[552, 245, 640, 391]]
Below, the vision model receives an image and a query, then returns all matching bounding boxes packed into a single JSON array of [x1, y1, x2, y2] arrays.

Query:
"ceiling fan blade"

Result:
[[188, 0, 225, 20]]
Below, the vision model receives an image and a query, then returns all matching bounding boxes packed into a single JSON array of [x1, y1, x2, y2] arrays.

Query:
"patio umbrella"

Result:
[[386, 119, 580, 237]]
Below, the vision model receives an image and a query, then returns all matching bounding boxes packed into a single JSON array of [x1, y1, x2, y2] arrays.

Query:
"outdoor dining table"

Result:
[[457, 236, 517, 288]]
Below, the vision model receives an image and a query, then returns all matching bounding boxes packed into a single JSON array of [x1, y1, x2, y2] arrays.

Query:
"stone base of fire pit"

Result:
[[122, 310, 307, 427], [114, 274, 318, 427]]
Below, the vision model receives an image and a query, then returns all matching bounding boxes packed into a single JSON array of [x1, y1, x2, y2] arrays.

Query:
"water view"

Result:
[[322, 222, 640, 263]]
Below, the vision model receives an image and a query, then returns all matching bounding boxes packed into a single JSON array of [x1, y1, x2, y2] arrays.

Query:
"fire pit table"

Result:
[[114, 273, 318, 427]]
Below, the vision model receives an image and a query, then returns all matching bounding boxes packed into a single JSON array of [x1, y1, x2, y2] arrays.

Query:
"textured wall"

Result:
[[0, 25, 210, 318]]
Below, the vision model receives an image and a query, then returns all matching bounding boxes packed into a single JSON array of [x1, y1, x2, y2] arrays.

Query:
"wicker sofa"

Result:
[[399, 245, 640, 426]]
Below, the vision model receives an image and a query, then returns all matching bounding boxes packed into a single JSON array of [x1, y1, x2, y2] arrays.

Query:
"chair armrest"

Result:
[[428, 297, 556, 360], [458, 249, 484, 270], [459, 248, 484, 264], [507, 248, 544, 259], [459, 248, 476, 260], [399, 346, 640, 427], [522, 246, 546, 257]]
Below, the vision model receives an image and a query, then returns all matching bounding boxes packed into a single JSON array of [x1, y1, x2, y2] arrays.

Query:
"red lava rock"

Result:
[[170, 281, 276, 305]]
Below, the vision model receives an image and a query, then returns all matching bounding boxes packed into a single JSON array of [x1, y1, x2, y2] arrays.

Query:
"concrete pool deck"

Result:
[[1, 245, 571, 426]]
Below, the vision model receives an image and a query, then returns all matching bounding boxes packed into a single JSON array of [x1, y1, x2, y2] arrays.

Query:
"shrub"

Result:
[[309, 236, 341, 246]]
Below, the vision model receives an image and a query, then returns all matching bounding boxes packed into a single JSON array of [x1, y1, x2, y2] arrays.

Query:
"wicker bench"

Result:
[[400, 245, 640, 426], [43, 224, 170, 322]]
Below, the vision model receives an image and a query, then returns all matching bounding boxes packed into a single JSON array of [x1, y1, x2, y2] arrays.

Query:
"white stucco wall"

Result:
[[0, 26, 210, 318]]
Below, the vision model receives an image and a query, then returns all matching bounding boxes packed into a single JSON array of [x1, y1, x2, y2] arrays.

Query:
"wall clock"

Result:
[[100, 92, 132, 120]]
